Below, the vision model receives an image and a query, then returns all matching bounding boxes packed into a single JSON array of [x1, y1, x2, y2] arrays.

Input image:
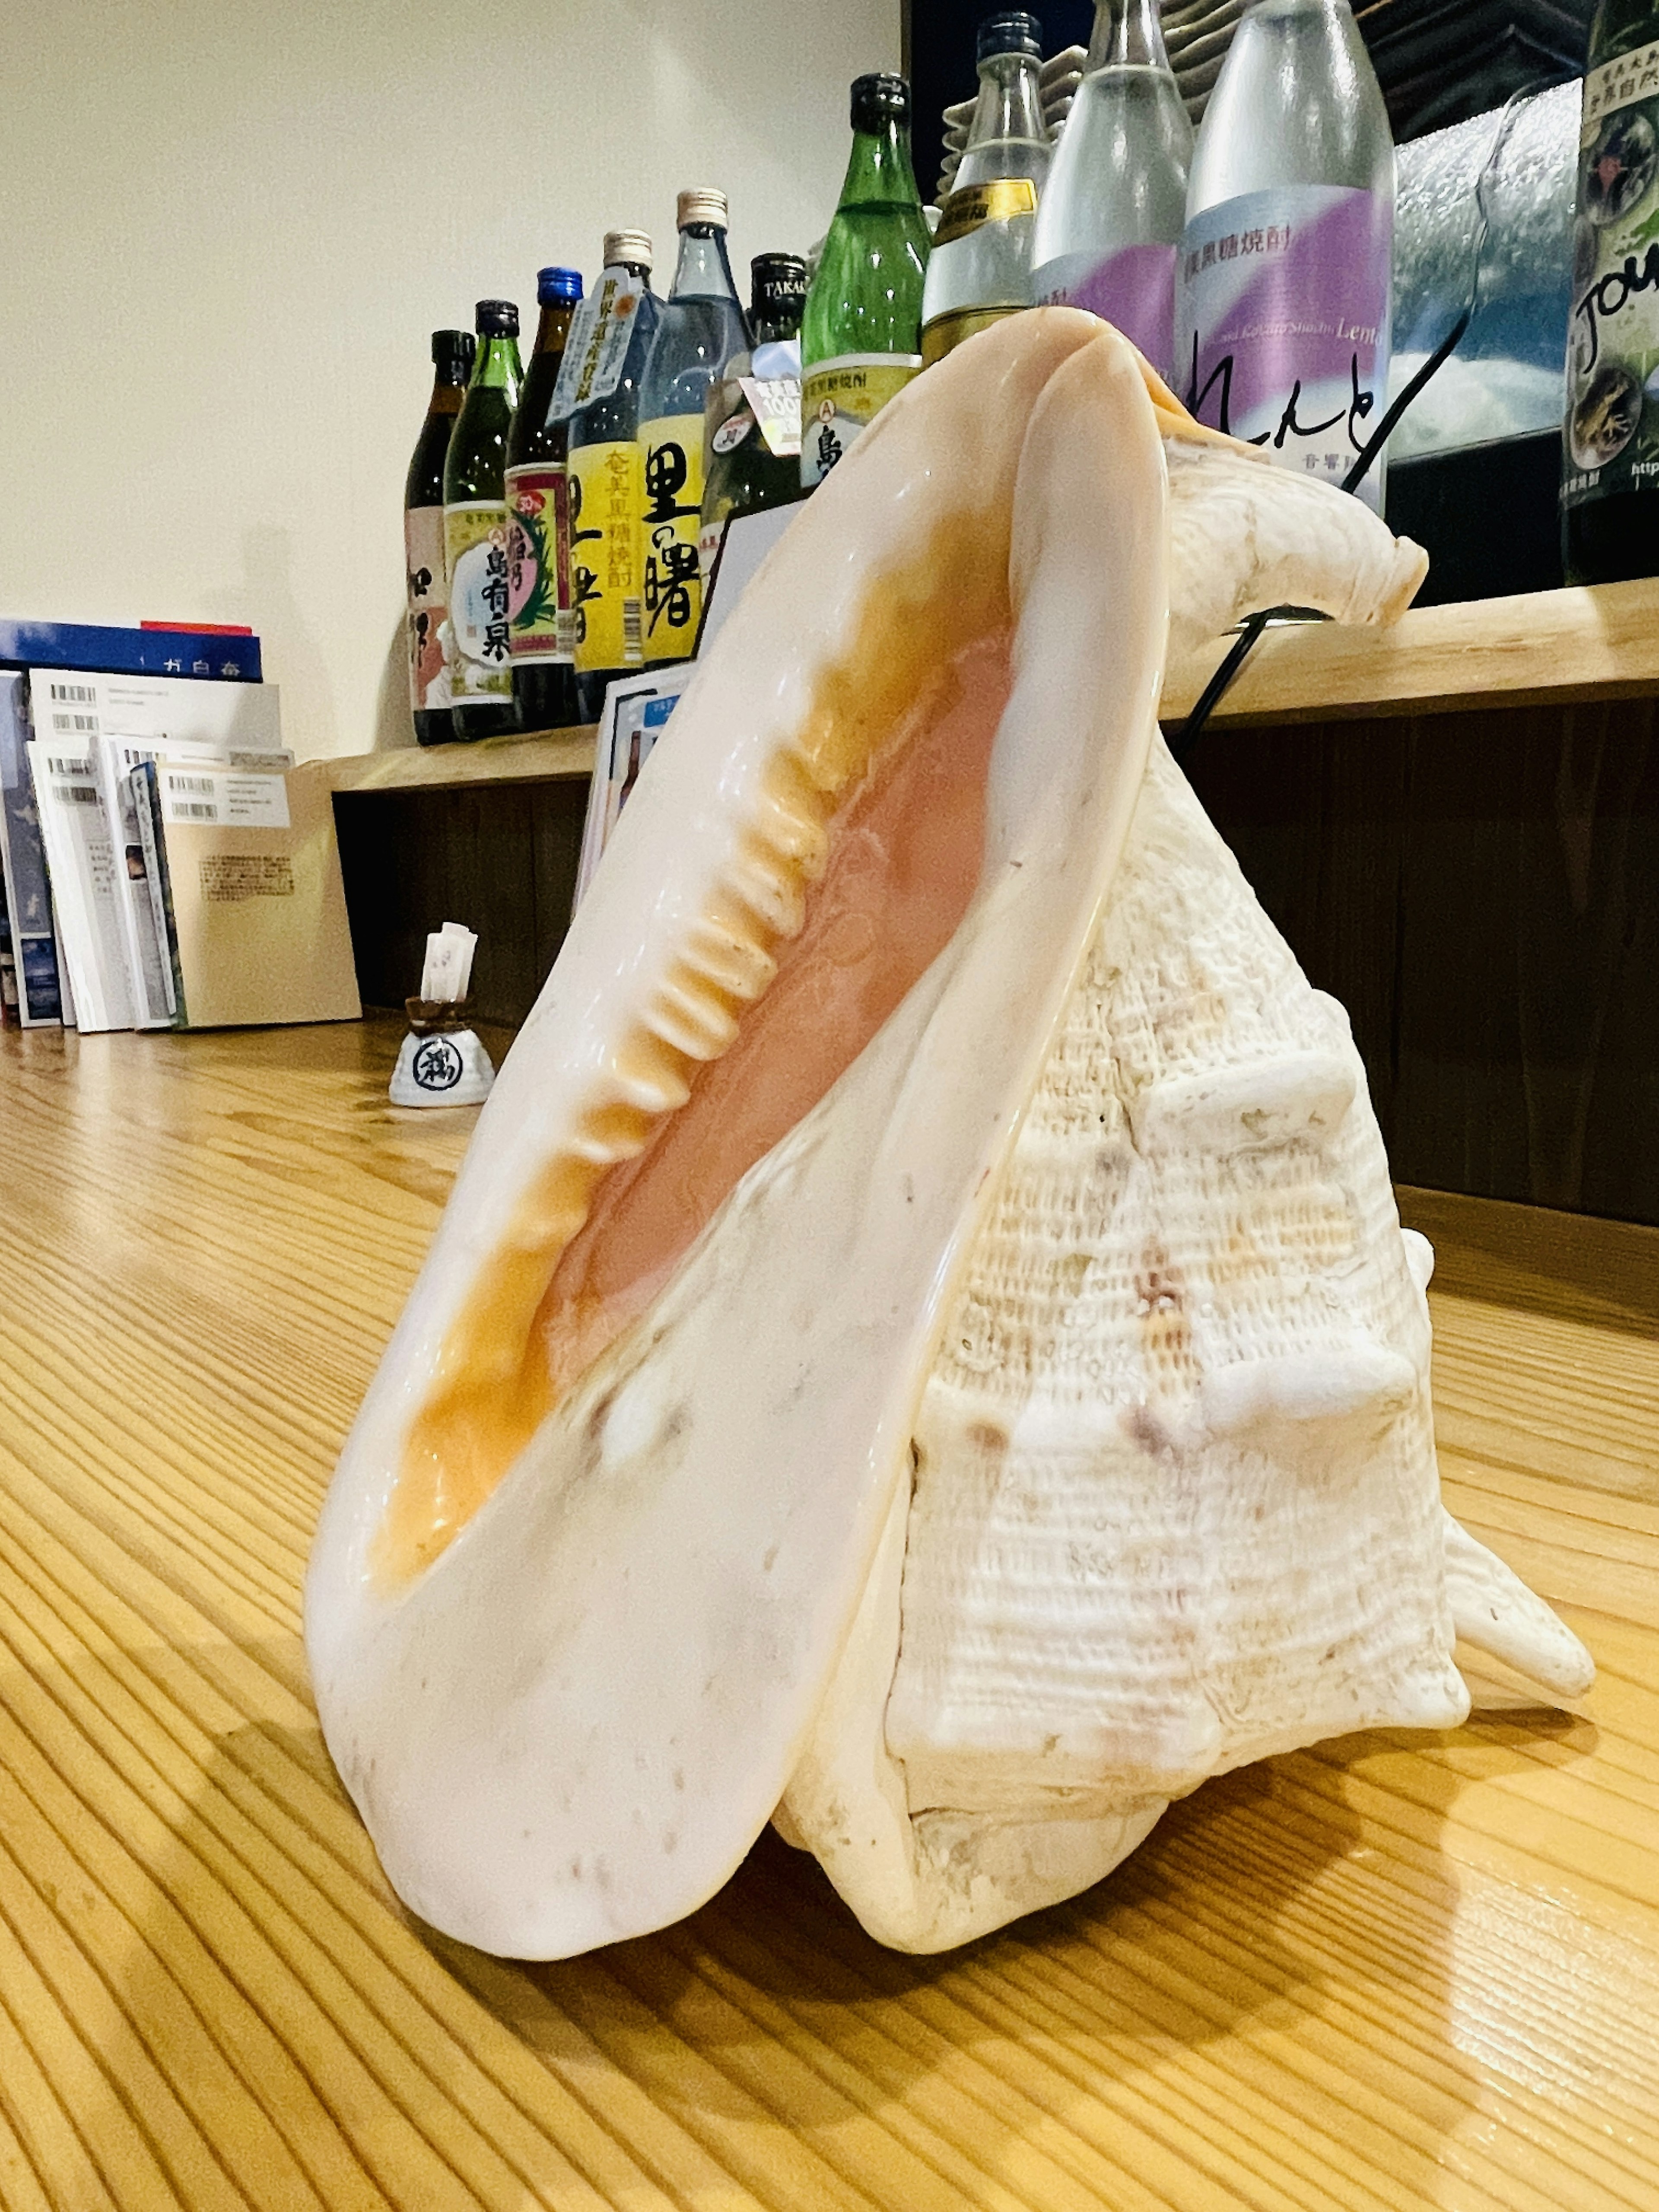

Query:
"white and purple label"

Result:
[[1176, 185, 1392, 509], [1035, 244, 1178, 383]]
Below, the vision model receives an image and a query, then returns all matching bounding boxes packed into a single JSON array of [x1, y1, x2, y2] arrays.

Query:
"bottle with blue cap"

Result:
[[920, 13, 1052, 366], [506, 265, 585, 731]]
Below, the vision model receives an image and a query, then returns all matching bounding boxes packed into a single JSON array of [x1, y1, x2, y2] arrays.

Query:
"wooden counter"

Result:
[[3, 1016, 1653, 2211]]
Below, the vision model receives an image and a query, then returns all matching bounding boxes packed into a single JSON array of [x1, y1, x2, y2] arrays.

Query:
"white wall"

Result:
[[0, 0, 900, 758]]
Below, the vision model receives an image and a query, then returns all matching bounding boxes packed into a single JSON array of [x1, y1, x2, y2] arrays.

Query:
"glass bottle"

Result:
[[1030, 0, 1192, 381], [566, 232, 661, 721], [405, 328, 474, 747], [920, 13, 1052, 366], [505, 266, 584, 731], [1562, 0, 1659, 584], [443, 299, 524, 740], [1178, 0, 1395, 511], [800, 73, 931, 487], [636, 191, 750, 667], [701, 254, 810, 576]]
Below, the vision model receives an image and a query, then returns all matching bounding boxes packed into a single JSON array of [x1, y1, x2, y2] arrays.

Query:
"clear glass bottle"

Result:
[[566, 232, 661, 719], [505, 266, 584, 732], [1178, 0, 1395, 509], [801, 73, 931, 486], [636, 191, 750, 666], [921, 13, 1052, 365], [404, 328, 474, 747], [1030, 0, 1192, 381], [1561, 0, 1659, 584], [443, 300, 524, 740]]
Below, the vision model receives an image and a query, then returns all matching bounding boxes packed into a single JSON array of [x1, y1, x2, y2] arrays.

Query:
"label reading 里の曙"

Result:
[[1176, 185, 1392, 511], [505, 464, 568, 663], [1564, 36, 1659, 508], [404, 503, 450, 712], [800, 355, 922, 486], [443, 503, 515, 699], [1035, 242, 1179, 384], [569, 440, 645, 673], [639, 413, 706, 663]]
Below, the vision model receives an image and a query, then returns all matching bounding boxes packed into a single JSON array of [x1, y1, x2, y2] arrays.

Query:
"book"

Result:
[[26, 736, 133, 1031], [0, 621, 261, 681], [129, 756, 359, 1029], [0, 671, 64, 1025]]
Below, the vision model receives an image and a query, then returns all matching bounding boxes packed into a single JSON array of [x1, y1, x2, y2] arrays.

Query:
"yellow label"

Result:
[[921, 302, 1020, 368], [639, 412, 705, 664], [442, 502, 513, 700], [800, 355, 922, 486], [932, 176, 1039, 248], [569, 439, 645, 674]]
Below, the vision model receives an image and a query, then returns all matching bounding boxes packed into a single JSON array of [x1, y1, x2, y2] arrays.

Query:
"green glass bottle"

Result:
[[700, 254, 809, 578], [1562, 0, 1659, 584], [444, 299, 524, 741], [506, 267, 585, 733], [405, 327, 474, 747], [800, 73, 931, 488]]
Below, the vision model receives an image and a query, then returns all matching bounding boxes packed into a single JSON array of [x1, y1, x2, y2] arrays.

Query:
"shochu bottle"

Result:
[[444, 299, 524, 741], [404, 327, 474, 746], [506, 266, 584, 731], [1562, 0, 1659, 583]]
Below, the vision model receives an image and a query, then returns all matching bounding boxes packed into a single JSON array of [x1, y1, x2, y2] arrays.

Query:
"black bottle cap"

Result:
[[474, 298, 519, 337], [978, 11, 1042, 61], [751, 252, 807, 298], [431, 327, 475, 370], [850, 72, 911, 132]]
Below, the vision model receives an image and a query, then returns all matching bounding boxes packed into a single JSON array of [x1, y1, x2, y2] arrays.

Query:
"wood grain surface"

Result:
[[0, 1016, 1653, 2211]]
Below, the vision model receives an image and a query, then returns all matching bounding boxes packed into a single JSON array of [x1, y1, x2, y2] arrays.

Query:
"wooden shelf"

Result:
[[313, 724, 597, 795], [0, 1015, 1655, 2209], [1161, 575, 1659, 728]]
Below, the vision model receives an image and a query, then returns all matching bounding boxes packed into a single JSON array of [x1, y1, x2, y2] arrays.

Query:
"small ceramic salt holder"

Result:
[[390, 995, 496, 1108]]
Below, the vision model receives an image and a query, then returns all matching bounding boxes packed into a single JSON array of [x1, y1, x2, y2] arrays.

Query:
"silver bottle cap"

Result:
[[676, 188, 729, 230], [603, 228, 653, 269]]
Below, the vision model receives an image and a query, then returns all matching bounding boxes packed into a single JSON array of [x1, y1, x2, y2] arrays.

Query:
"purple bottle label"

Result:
[[1176, 185, 1392, 509], [1035, 244, 1179, 383]]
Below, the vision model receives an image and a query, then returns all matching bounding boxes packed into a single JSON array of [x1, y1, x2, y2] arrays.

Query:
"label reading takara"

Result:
[[505, 464, 567, 662], [444, 503, 515, 699], [800, 356, 922, 486], [1176, 186, 1392, 510], [1564, 38, 1659, 508], [1035, 242, 1179, 383], [404, 503, 449, 712], [569, 440, 645, 672]]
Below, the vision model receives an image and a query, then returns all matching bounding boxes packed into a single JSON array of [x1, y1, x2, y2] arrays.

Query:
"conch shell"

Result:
[[306, 312, 1592, 1959]]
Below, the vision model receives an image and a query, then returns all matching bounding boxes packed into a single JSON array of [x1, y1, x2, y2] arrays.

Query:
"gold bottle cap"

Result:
[[603, 228, 652, 269], [676, 188, 729, 230]]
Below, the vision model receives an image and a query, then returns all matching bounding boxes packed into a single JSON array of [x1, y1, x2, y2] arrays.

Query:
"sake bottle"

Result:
[[701, 254, 809, 575], [566, 232, 661, 720], [920, 12, 1052, 366], [505, 266, 584, 731], [404, 328, 474, 747], [1562, 0, 1659, 584], [1178, 0, 1395, 510], [1030, 0, 1192, 381], [444, 300, 524, 739], [636, 191, 750, 666], [801, 73, 931, 487]]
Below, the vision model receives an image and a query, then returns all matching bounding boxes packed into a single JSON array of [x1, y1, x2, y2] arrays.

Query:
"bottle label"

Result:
[[738, 376, 803, 458], [639, 413, 706, 663], [1035, 244, 1179, 384], [555, 273, 648, 416], [800, 356, 922, 486], [549, 293, 604, 416], [921, 304, 1020, 367], [504, 464, 568, 663], [443, 502, 515, 699], [404, 503, 450, 712], [569, 439, 645, 673], [1564, 39, 1659, 511], [932, 176, 1039, 249], [1176, 186, 1392, 511]]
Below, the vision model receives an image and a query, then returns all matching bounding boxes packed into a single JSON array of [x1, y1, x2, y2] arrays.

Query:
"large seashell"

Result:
[[305, 311, 1591, 1959]]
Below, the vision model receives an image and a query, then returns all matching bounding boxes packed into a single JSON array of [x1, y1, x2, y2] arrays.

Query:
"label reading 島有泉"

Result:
[[1564, 36, 1659, 509], [1034, 243, 1179, 384], [569, 440, 645, 674], [505, 464, 567, 663], [1176, 185, 1392, 511], [800, 355, 922, 487], [443, 503, 515, 700], [404, 503, 450, 711], [639, 412, 706, 663]]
